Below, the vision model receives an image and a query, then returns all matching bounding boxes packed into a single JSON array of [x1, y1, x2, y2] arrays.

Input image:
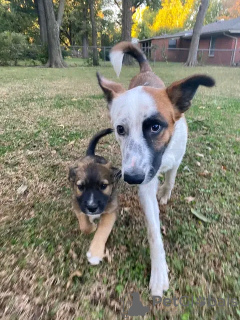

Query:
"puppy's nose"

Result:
[[86, 204, 98, 213], [124, 172, 145, 184]]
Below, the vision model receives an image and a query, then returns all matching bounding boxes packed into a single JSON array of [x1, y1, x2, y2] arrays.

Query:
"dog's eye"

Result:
[[100, 183, 108, 190], [117, 125, 125, 135], [77, 184, 85, 191], [151, 124, 161, 133]]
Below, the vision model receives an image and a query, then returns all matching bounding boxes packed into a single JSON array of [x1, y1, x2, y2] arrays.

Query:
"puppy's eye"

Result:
[[77, 184, 85, 191], [151, 124, 161, 133], [117, 125, 125, 135], [100, 183, 108, 190]]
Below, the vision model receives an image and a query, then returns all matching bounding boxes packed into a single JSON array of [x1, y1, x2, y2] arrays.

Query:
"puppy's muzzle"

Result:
[[124, 171, 145, 184]]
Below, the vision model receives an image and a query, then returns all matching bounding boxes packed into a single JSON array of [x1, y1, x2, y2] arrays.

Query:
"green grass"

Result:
[[0, 62, 239, 320]]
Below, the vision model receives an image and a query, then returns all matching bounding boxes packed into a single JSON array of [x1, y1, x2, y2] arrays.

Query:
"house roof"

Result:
[[139, 17, 240, 42]]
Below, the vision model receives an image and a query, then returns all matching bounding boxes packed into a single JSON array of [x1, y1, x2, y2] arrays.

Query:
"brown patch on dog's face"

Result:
[[69, 157, 117, 216]]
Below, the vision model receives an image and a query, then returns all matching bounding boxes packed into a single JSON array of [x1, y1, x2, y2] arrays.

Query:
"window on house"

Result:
[[168, 39, 177, 49], [209, 37, 216, 56]]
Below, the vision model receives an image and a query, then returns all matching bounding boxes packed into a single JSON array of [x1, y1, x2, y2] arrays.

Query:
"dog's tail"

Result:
[[110, 41, 152, 78], [86, 128, 113, 157]]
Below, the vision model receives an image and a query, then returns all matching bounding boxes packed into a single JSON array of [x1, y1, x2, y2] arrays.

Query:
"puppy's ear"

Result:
[[97, 72, 125, 107], [68, 166, 77, 183], [166, 75, 215, 118], [112, 167, 121, 181]]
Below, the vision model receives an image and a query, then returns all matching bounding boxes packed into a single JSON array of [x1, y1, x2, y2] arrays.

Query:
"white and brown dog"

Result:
[[97, 42, 215, 297]]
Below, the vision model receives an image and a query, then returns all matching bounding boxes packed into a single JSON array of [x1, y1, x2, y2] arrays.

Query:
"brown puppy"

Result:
[[69, 128, 120, 265]]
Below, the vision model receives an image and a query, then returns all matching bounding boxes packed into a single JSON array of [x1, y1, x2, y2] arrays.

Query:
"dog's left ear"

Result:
[[97, 72, 125, 107], [166, 74, 215, 118], [68, 166, 77, 183]]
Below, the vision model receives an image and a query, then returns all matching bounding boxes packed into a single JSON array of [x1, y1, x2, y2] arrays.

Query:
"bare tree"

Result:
[[89, 0, 99, 66], [185, 0, 210, 66], [35, 0, 67, 68]]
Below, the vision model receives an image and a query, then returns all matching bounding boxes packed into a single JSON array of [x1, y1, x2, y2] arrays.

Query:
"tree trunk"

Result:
[[57, 0, 65, 28], [42, 0, 67, 68], [185, 0, 210, 66], [89, 0, 99, 66], [82, 4, 88, 59], [121, 0, 133, 65], [82, 34, 88, 59], [35, 0, 48, 45], [121, 0, 132, 42]]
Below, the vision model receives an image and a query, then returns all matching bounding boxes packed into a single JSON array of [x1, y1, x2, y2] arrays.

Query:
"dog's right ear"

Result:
[[97, 72, 125, 107]]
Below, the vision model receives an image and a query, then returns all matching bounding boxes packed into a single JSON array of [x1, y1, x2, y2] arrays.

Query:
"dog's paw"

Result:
[[150, 262, 169, 297], [86, 251, 102, 265], [159, 185, 171, 205]]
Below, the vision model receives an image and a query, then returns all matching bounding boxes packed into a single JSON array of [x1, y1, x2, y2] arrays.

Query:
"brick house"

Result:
[[139, 17, 240, 66]]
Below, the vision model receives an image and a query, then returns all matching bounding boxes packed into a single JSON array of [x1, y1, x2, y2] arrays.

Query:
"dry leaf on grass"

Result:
[[199, 170, 212, 177], [104, 248, 112, 264], [191, 208, 211, 223], [185, 196, 195, 203], [161, 225, 167, 236], [17, 184, 28, 195], [196, 153, 204, 158], [196, 161, 201, 167], [68, 140, 75, 146], [66, 271, 82, 289]]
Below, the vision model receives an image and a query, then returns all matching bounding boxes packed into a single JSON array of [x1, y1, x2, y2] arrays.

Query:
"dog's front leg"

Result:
[[87, 211, 116, 265], [139, 177, 169, 297]]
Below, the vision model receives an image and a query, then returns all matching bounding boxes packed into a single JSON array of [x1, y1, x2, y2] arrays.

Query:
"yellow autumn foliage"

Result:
[[151, 0, 195, 33]]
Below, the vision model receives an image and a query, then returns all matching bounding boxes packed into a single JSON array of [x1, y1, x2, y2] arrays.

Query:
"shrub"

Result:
[[0, 32, 27, 66]]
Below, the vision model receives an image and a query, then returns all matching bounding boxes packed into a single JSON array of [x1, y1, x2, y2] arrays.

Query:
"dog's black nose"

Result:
[[124, 173, 145, 184], [86, 204, 98, 213]]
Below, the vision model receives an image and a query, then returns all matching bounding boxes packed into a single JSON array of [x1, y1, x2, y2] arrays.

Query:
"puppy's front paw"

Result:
[[150, 262, 169, 297], [159, 185, 171, 205], [87, 251, 102, 265]]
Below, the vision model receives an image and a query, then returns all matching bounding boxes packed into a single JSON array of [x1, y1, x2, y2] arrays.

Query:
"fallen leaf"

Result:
[[199, 170, 212, 177], [161, 225, 167, 236], [17, 184, 28, 195], [196, 153, 204, 158], [68, 140, 75, 146], [191, 208, 211, 223], [221, 165, 227, 171], [66, 270, 82, 289], [104, 248, 112, 263], [196, 161, 201, 167], [69, 249, 77, 261], [185, 196, 195, 203]]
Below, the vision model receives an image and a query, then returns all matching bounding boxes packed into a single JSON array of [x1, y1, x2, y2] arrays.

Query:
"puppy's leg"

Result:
[[75, 212, 97, 234], [159, 165, 179, 205], [139, 177, 169, 297], [87, 211, 116, 265]]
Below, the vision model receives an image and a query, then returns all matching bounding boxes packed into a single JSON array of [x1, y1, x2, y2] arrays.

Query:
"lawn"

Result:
[[0, 61, 239, 320]]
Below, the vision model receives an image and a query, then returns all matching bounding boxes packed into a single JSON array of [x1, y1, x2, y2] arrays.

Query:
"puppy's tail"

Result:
[[86, 128, 113, 157], [110, 41, 152, 78]]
